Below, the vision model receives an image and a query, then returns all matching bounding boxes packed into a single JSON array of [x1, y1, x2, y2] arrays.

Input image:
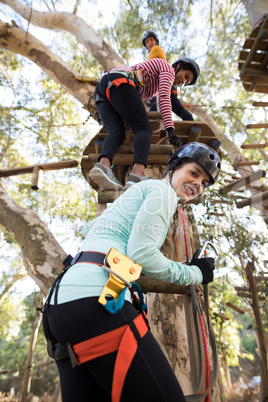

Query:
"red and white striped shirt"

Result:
[[112, 58, 175, 129]]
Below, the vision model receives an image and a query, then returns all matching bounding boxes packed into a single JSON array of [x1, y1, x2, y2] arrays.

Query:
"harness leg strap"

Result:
[[111, 312, 149, 402], [72, 312, 149, 402]]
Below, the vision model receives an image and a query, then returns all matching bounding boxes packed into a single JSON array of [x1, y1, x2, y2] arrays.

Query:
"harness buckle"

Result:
[[61, 254, 73, 269], [98, 248, 142, 306], [70, 251, 83, 266]]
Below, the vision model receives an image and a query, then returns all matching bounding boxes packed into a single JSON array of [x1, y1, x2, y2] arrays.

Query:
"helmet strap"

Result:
[[175, 63, 181, 74], [169, 169, 173, 189]]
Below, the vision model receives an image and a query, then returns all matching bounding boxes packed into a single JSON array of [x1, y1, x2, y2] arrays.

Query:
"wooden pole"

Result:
[[186, 126, 202, 143], [233, 161, 260, 167], [31, 167, 43, 190], [226, 302, 245, 314], [241, 143, 268, 149], [252, 102, 268, 107], [236, 190, 268, 208], [0, 160, 78, 178], [246, 123, 268, 129], [219, 170, 266, 194]]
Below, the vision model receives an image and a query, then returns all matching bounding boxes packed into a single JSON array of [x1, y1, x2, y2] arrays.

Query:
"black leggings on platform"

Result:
[[95, 73, 152, 166], [44, 297, 186, 402]]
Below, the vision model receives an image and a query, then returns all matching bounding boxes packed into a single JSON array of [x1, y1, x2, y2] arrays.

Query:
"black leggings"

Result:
[[44, 297, 186, 402], [95, 73, 152, 166]]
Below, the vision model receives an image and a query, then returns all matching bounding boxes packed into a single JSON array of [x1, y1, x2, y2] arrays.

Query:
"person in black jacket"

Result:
[[142, 30, 199, 121]]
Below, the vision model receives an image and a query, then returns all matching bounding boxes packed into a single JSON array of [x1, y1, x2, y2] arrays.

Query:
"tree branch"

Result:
[[0, 178, 66, 294], [0, 20, 98, 114], [0, 0, 125, 70]]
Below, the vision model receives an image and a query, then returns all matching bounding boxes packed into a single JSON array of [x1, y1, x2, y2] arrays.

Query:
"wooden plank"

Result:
[[237, 190, 268, 208], [242, 38, 268, 51], [233, 161, 260, 167], [243, 68, 268, 78], [242, 75, 268, 84], [243, 83, 268, 93], [237, 292, 265, 301], [226, 302, 245, 314], [241, 143, 268, 149], [252, 102, 268, 107], [246, 123, 268, 129], [116, 144, 174, 154], [0, 160, 79, 178], [248, 50, 268, 91], [219, 170, 266, 194], [87, 153, 170, 165], [215, 313, 229, 321], [239, 52, 266, 63], [147, 111, 161, 119]]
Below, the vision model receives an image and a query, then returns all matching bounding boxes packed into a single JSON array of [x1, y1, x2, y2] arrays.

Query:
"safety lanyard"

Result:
[[179, 206, 219, 402]]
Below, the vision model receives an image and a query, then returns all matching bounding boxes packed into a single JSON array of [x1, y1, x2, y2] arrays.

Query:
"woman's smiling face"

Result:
[[171, 162, 210, 201], [174, 68, 194, 86]]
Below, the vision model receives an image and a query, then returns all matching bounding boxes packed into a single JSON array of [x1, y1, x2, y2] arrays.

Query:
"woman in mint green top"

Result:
[[43, 143, 221, 402]]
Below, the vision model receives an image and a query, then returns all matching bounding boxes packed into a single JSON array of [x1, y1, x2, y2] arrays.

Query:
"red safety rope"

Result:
[[179, 206, 210, 401], [179, 206, 190, 262]]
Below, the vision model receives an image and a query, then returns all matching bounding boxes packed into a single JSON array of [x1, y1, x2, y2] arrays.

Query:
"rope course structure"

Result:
[[238, 14, 268, 93]]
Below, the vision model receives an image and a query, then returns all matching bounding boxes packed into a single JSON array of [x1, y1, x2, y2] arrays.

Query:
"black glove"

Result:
[[166, 128, 181, 148], [191, 249, 215, 284]]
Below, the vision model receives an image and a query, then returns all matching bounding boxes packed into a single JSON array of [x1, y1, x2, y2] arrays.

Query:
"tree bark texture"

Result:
[[241, 0, 268, 27], [0, 0, 125, 70], [246, 261, 268, 402], [141, 167, 224, 400], [19, 294, 45, 402], [0, 20, 97, 113], [0, 179, 66, 294]]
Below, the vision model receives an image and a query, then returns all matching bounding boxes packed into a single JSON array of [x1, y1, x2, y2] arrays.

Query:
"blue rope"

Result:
[[103, 282, 147, 314]]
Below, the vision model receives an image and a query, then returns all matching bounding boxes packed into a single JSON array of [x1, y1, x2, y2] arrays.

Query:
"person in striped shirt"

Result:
[[90, 57, 199, 191], [142, 30, 197, 121]]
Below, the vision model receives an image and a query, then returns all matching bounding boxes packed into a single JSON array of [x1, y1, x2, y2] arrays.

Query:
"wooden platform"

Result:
[[238, 14, 268, 93], [81, 115, 220, 189]]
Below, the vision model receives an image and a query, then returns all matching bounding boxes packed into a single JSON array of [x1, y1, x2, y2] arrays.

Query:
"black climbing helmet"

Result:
[[172, 57, 200, 85], [142, 30, 159, 47], [168, 142, 221, 187]]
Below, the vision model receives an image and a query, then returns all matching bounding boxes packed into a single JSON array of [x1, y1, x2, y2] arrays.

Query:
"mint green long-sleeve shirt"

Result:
[[55, 179, 202, 304]]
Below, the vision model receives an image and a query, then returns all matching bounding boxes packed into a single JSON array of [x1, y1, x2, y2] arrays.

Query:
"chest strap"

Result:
[[73, 311, 149, 402]]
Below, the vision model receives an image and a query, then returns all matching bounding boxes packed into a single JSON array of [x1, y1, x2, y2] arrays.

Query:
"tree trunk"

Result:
[[0, 0, 125, 71], [246, 260, 268, 402], [221, 348, 232, 390], [51, 381, 61, 402], [0, 20, 97, 113], [0, 179, 66, 294], [241, 0, 268, 27], [19, 293, 45, 402], [141, 167, 224, 400]]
